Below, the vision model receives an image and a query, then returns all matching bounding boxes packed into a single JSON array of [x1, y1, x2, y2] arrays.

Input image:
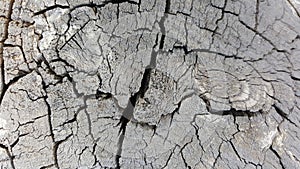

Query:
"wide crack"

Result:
[[114, 0, 170, 167]]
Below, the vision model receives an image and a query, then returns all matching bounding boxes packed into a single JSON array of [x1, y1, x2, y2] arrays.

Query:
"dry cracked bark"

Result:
[[0, 0, 300, 168]]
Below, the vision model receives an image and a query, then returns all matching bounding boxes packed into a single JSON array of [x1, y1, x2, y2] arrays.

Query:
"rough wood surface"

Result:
[[0, 0, 300, 168]]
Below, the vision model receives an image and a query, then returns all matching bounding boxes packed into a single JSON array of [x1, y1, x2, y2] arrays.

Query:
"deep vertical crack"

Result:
[[0, 143, 15, 169], [255, 0, 260, 30], [37, 70, 61, 168], [0, 42, 4, 102], [165, 0, 171, 14], [114, 1, 170, 167], [114, 55, 156, 168], [43, 93, 59, 168], [0, 0, 15, 105], [180, 138, 193, 169]]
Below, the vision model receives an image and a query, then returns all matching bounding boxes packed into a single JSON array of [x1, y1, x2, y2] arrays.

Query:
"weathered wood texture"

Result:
[[0, 0, 300, 168]]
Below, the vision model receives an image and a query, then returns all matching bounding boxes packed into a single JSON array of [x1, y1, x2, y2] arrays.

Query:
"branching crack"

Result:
[[0, 0, 16, 106], [273, 104, 298, 127], [0, 71, 31, 105], [114, 1, 170, 167], [0, 143, 15, 169]]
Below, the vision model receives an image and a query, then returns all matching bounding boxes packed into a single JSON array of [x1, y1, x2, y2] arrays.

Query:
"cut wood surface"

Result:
[[0, 0, 300, 168]]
